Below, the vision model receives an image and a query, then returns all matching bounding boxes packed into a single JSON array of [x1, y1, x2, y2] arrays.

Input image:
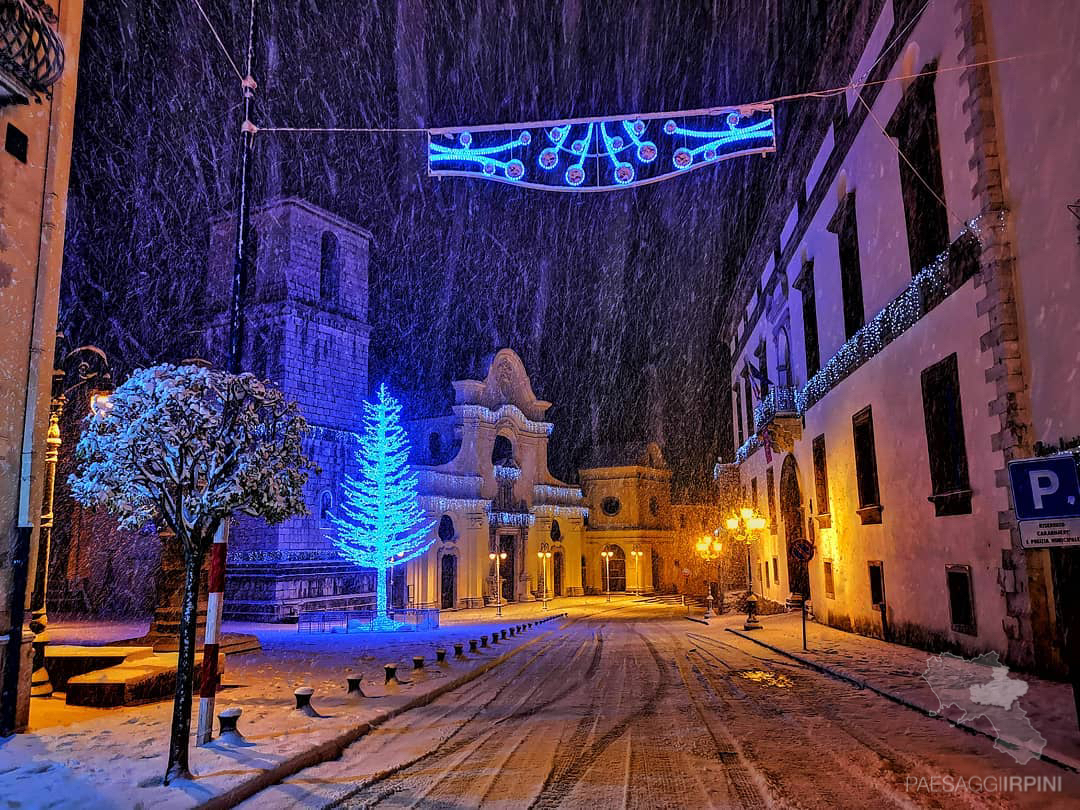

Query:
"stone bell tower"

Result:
[[203, 197, 373, 621]]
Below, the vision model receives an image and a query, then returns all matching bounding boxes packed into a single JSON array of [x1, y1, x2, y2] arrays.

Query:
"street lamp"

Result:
[[599, 548, 614, 602], [630, 546, 644, 594], [537, 542, 552, 610], [726, 508, 767, 630], [489, 550, 507, 616], [30, 333, 112, 696], [694, 531, 724, 619]]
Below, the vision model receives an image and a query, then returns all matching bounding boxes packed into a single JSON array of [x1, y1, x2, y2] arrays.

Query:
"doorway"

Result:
[[780, 454, 810, 600], [601, 545, 627, 592], [498, 534, 516, 602], [441, 554, 457, 609], [390, 564, 406, 609], [553, 550, 564, 596]]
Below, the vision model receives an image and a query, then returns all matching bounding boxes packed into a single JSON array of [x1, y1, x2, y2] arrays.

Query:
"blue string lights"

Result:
[[428, 105, 776, 192]]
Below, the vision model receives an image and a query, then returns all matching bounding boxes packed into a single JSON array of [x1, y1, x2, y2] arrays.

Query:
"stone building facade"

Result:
[[724, 0, 1079, 674], [404, 349, 587, 609], [579, 444, 674, 594], [0, 0, 83, 733], [202, 198, 374, 621]]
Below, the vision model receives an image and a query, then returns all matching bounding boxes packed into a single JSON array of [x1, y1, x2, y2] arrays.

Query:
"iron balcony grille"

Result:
[[0, 0, 64, 103]]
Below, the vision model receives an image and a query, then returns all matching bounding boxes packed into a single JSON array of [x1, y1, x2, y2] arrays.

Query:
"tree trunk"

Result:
[[164, 548, 204, 784], [375, 566, 387, 617]]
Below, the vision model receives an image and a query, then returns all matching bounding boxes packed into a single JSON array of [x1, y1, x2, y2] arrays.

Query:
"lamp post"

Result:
[[600, 548, 613, 602], [30, 334, 112, 696], [537, 542, 552, 610], [694, 531, 724, 620], [726, 508, 767, 630], [489, 550, 507, 616]]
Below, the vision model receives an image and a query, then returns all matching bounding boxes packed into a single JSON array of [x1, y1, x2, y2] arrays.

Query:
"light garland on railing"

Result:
[[494, 464, 522, 481], [531, 504, 589, 519], [414, 469, 485, 496], [488, 510, 535, 527], [533, 483, 583, 502], [418, 495, 491, 514], [798, 216, 986, 413], [732, 214, 994, 466], [457, 404, 555, 436]]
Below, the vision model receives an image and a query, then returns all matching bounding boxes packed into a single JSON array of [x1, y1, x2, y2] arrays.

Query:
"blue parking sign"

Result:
[[1008, 455, 1080, 521]]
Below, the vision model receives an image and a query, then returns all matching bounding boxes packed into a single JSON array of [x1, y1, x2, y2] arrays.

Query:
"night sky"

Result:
[[59, 0, 868, 493]]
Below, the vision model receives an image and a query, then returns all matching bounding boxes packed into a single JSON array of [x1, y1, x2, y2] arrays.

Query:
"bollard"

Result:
[[481, 636, 488, 648], [346, 674, 366, 696], [509, 627, 515, 637], [436, 648, 447, 663], [501, 629, 508, 639], [490, 633, 499, 644], [413, 656, 425, 671], [218, 707, 243, 739], [454, 643, 465, 658], [469, 639, 478, 653], [385, 663, 400, 684], [294, 687, 318, 717]]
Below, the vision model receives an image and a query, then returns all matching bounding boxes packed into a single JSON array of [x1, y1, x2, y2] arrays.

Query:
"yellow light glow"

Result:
[[748, 517, 766, 530], [726, 517, 740, 530], [740, 508, 754, 520]]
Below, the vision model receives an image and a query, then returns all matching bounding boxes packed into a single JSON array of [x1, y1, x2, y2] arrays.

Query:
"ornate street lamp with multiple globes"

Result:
[[489, 550, 508, 616], [726, 508, 767, 630], [599, 547, 615, 602], [536, 542, 552, 610], [695, 531, 725, 618]]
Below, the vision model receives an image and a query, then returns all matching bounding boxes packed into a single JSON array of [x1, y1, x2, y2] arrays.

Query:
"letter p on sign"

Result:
[[1009, 455, 1080, 521]]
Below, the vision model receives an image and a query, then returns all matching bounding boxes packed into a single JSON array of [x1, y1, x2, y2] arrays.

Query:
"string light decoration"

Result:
[[488, 510, 535, 527], [327, 384, 434, 629], [428, 105, 775, 192], [494, 464, 522, 481], [457, 403, 554, 436], [417, 495, 491, 514], [732, 215, 990, 467], [532, 504, 589, 519], [533, 484, 583, 502]]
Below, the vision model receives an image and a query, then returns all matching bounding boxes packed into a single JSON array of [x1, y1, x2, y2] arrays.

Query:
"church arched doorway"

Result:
[[553, 550, 564, 596], [601, 545, 627, 592], [440, 554, 457, 609], [780, 454, 810, 600]]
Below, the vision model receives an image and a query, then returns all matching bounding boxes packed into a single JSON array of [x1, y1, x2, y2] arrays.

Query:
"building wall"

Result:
[[0, 0, 85, 732], [725, 0, 1079, 671]]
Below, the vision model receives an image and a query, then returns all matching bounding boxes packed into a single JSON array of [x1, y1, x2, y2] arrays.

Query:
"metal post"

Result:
[[198, 0, 258, 746], [28, 400, 62, 697], [801, 597, 808, 651]]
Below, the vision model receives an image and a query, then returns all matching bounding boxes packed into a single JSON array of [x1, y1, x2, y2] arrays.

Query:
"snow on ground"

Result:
[[692, 608, 1080, 770], [1, 598, 626, 810]]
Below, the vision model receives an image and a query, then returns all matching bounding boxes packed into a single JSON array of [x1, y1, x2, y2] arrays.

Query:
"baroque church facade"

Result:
[[405, 349, 588, 609]]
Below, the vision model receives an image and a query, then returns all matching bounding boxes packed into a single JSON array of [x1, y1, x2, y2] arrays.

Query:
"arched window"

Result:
[[319, 490, 333, 527], [428, 432, 443, 463], [320, 231, 340, 303], [438, 514, 455, 543], [491, 435, 513, 466], [550, 519, 561, 542], [776, 326, 792, 388]]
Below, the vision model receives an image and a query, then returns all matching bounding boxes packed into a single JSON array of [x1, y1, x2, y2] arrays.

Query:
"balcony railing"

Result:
[[0, 0, 64, 104], [753, 386, 799, 433]]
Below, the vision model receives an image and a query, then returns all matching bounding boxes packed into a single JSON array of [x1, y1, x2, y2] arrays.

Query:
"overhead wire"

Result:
[[190, 0, 243, 82]]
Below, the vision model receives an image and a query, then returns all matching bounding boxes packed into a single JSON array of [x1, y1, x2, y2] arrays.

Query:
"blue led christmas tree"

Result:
[[329, 384, 433, 629]]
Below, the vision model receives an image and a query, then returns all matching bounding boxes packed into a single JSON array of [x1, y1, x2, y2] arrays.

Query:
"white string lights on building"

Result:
[[418, 496, 491, 514], [488, 510, 535, 527], [457, 404, 555, 436], [732, 213, 993, 466], [532, 504, 590, 519], [533, 484, 583, 502], [494, 464, 522, 481]]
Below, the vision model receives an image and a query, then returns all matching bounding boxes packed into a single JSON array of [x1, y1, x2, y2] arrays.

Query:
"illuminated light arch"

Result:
[[428, 104, 776, 192]]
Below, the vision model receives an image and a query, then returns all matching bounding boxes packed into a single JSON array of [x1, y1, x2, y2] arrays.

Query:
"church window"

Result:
[[320, 231, 340, 303], [319, 490, 333, 527], [428, 432, 443, 463], [649, 496, 659, 516], [601, 497, 621, 517], [438, 514, 455, 543], [829, 192, 865, 340], [550, 519, 561, 541], [491, 435, 513, 466]]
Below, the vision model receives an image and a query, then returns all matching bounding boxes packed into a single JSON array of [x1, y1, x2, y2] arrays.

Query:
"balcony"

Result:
[[753, 386, 799, 433], [0, 0, 65, 106]]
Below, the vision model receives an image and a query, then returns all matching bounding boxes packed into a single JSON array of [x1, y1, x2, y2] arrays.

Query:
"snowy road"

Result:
[[246, 605, 1077, 809]]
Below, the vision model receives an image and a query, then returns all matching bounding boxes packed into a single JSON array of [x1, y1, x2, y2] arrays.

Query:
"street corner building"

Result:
[[723, 0, 1080, 676], [0, 0, 83, 733]]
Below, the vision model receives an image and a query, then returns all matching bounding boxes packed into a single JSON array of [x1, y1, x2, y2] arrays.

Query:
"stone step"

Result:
[[44, 645, 157, 691], [65, 649, 225, 707]]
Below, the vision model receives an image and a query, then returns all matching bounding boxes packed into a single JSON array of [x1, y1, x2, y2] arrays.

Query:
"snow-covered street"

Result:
[[245, 604, 1078, 809]]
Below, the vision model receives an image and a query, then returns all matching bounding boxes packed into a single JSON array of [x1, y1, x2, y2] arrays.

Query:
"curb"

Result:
[[684, 616, 710, 626], [199, 613, 569, 809], [725, 627, 1080, 774]]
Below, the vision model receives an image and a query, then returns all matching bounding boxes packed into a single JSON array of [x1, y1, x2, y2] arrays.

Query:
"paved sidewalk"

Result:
[[698, 610, 1080, 771]]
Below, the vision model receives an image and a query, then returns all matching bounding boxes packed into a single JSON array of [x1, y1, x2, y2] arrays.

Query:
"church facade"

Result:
[[404, 349, 588, 609]]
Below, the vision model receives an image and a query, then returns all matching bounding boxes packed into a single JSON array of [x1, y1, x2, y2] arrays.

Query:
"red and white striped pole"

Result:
[[196, 521, 228, 745]]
